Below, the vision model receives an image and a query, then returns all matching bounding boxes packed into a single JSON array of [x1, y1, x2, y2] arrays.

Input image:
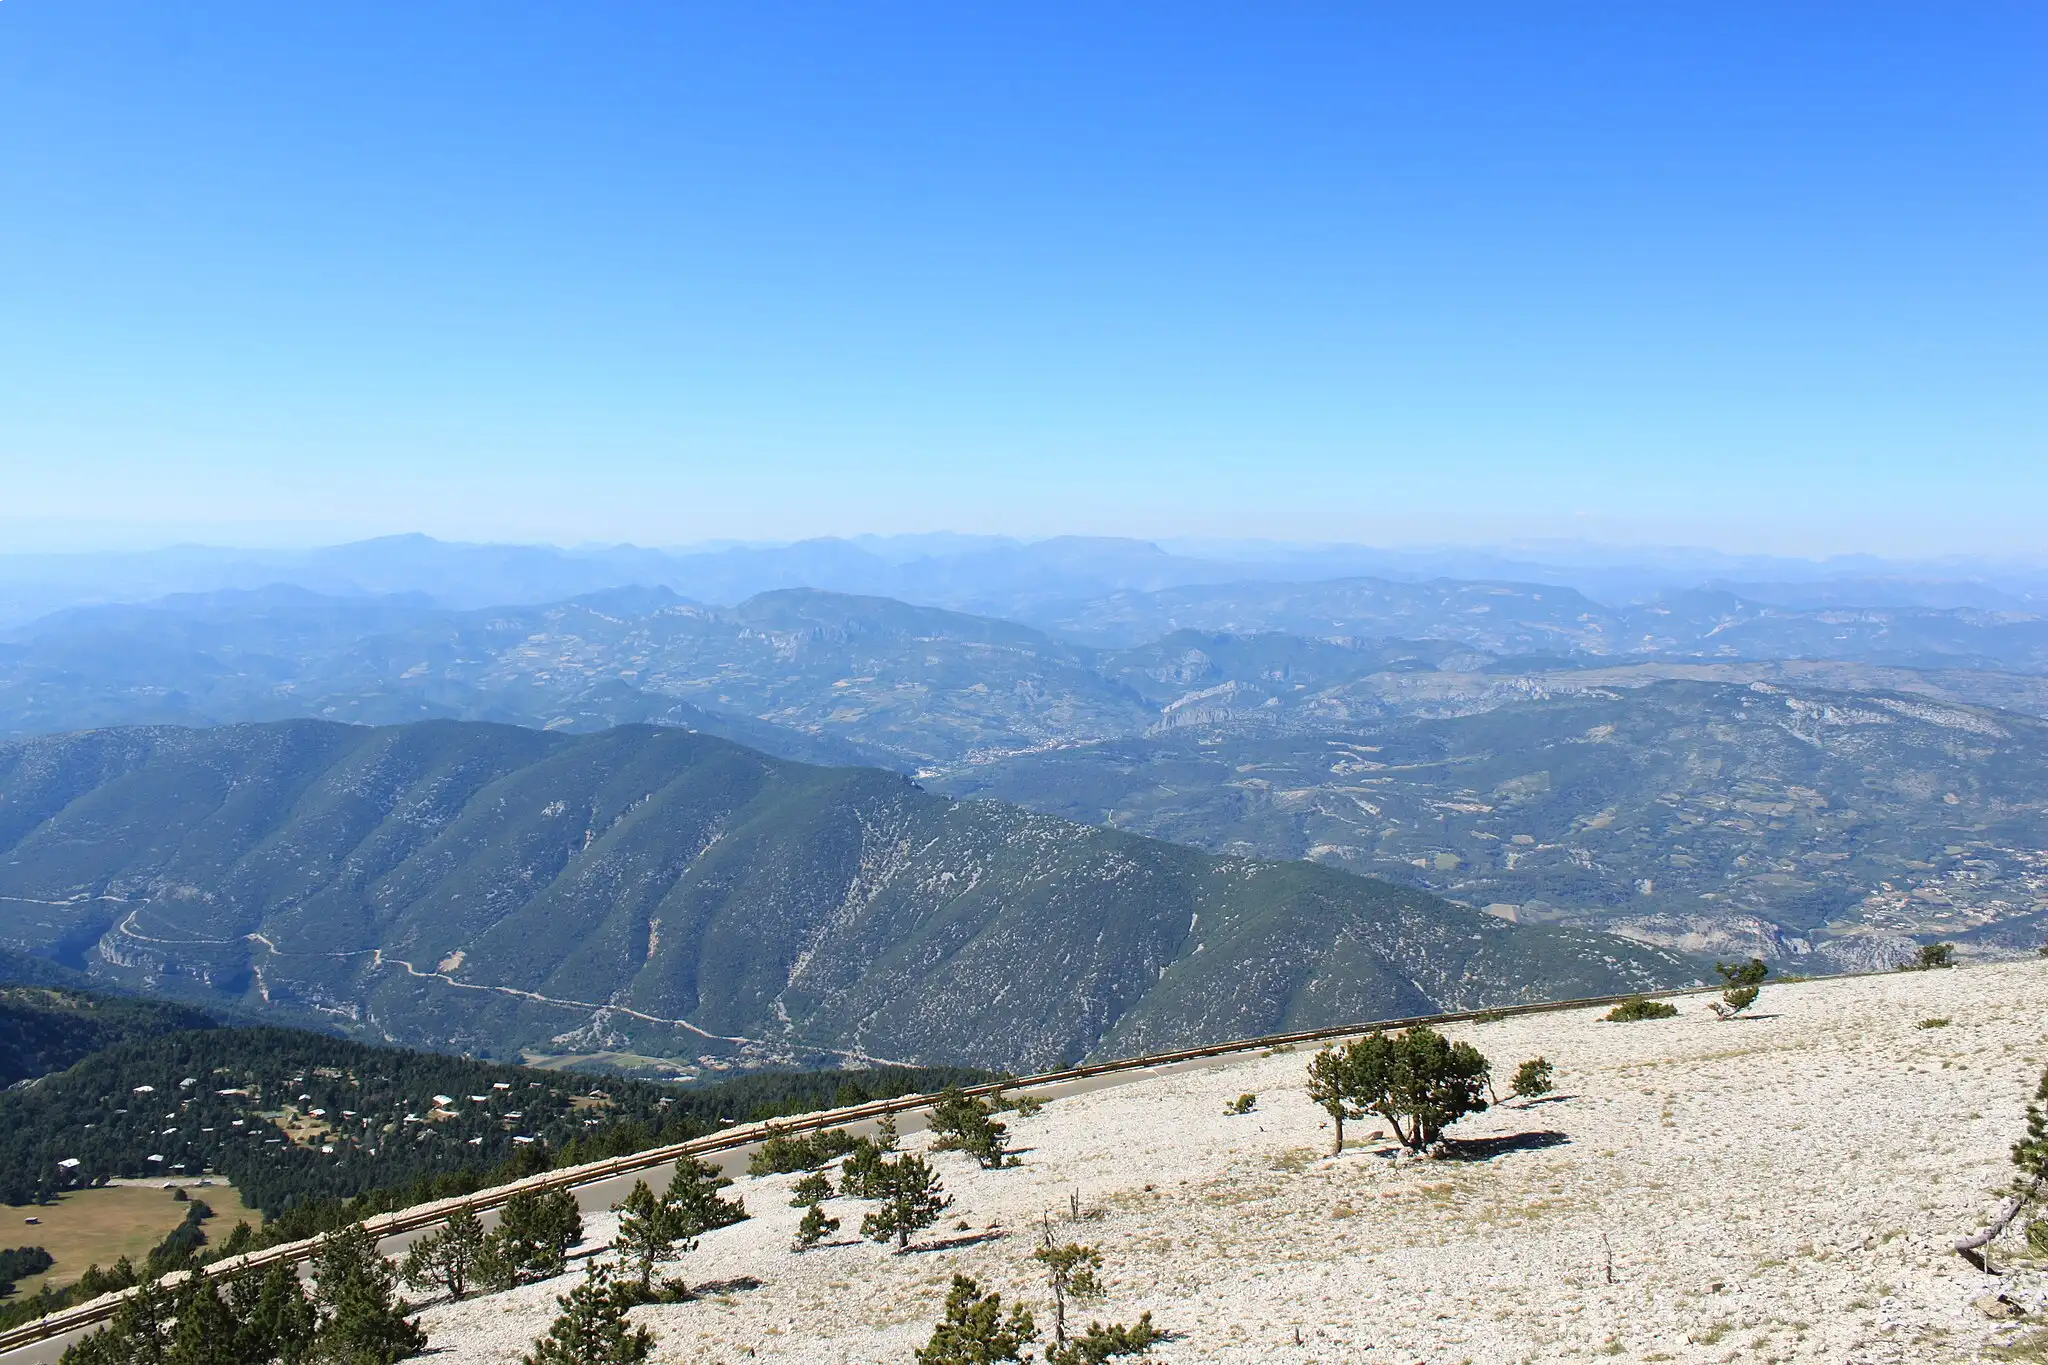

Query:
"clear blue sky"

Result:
[[1, 3, 2041, 556]]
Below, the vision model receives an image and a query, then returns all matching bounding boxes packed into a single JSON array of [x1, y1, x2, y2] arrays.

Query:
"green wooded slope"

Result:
[[0, 721, 1690, 1070]]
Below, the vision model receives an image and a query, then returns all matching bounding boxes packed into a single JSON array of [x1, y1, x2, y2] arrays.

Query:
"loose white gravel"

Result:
[[420, 961, 2048, 1363]]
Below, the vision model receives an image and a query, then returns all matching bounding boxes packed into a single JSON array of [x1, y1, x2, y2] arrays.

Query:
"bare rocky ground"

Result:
[[420, 961, 2048, 1364]]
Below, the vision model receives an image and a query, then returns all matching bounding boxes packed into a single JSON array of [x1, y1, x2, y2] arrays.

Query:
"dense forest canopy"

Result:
[[0, 986, 218, 1086]]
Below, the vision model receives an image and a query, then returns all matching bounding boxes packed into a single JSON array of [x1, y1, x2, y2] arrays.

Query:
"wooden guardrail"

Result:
[[0, 972, 1762, 1356]]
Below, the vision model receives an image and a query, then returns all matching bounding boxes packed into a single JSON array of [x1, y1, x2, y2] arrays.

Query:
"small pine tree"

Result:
[[1711, 958, 1768, 1019], [927, 1088, 987, 1146], [788, 1172, 833, 1208], [1305, 1043, 1367, 1155], [1032, 1234, 1105, 1346], [747, 1127, 858, 1176], [1510, 1057, 1555, 1103], [933, 1096, 1011, 1170], [860, 1154, 951, 1252], [663, 1157, 746, 1238], [746, 1128, 796, 1178], [913, 1276, 1037, 1365], [839, 1118, 898, 1199], [990, 1089, 1045, 1118], [791, 1203, 839, 1253], [472, 1230, 519, 1295], [977, 1115, 1019, 1168], [167, 1276, 237, 1365], [495, 1189, 584, 1281], [237, 1261, 318, 1365], [538, 1190, 585, 1266], [519, 1264, 652, 1365], [401, 1207, 486, 1302], [609, 1181, 685, 1293], [310, 1222, 427, 1365], [1044, 1313, 1163, 1364]]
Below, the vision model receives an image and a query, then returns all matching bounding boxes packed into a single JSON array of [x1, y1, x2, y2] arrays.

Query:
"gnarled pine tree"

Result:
[[1346, 1026, 1490, 1152], [1710, 958, 1768, 1020]]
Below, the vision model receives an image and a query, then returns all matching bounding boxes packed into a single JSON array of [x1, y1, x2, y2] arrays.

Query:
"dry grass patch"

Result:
[[1267, 1147, 1318, 1174], [1987, 1329, 2048, 1361], [6, 1183, 260, 1294]]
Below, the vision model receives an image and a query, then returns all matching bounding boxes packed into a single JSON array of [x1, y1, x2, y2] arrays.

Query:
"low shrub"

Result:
[[1510, 1057, 1554, 1101], [1902, 942, 1957, 972], [747, 1127, 858, 1176], [994, 1092, 1045, 1118], [1603, 996, 1678, 1023], [1710, 958, 1768, 1020]]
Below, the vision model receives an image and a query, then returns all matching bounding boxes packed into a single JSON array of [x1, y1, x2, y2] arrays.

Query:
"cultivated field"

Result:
[[421, 962, 2048, 1364]]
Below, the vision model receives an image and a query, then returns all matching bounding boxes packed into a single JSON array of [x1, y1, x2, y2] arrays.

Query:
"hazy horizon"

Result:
[[3, 521, 2047, 574]]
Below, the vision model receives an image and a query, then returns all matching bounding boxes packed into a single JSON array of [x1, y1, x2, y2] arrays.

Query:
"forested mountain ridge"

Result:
[[0, 720, 1688, 1073], [0, 985, 217, 1086]]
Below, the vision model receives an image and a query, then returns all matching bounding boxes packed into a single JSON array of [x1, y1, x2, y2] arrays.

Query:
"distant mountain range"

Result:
[[3, 540, 2042, 1035], [1032, 579, 2048, 666], [0, 720, 1688, 1073], [934, 680, 2048, 970], [2, 532, 2044, 629], [5, 583, 2046, 768]]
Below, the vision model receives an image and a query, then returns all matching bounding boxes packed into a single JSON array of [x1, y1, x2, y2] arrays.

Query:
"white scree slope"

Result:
[[422, 961, 2048, 1364]]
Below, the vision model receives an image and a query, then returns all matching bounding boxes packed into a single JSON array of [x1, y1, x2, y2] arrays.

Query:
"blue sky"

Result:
[[1, 3, 2041, 556]]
